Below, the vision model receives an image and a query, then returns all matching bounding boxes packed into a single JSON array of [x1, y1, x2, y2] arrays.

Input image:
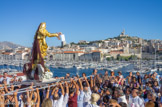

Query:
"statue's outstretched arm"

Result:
[[45, 30, 60, 40], [47, 33, 59, 37], [39, 29, 60, 40], [39, 29, 58, 37], [44, 30, 58, 37]]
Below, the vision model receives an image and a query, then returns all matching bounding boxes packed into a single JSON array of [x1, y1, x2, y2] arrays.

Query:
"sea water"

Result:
[[0, 64, 160, 78]]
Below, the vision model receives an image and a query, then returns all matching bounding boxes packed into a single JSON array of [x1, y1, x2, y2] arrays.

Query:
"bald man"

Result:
[[128, 89, 144, 107]]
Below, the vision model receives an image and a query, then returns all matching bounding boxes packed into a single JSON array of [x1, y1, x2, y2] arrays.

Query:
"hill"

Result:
[[0, 41, 24, 49]]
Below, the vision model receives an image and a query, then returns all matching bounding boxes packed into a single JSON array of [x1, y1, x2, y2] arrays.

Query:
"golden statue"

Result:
[[23, 22, 62, 81], [35, 22, 61, 58]]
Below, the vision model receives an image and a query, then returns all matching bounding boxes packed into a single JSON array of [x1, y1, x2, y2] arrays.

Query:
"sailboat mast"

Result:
[[155, 47, 156, 68]]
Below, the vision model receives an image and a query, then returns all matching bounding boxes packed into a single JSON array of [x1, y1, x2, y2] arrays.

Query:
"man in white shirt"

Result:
[[128, 89, 144, 107], [83, 77, 92, 107], [62, 81, 69, 107], [11, 74, 18, 83], [0, 72, 11, 84], [117, 89, 128, 105], [118, 71, 123, 79], [77, 78, 85, 107], [51, 83, 64, 107]]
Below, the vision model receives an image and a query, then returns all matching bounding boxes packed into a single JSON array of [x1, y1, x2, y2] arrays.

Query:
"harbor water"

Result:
[[1, 64, 158, 78]]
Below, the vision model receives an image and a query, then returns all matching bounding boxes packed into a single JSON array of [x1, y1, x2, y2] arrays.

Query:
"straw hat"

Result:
[[90, 93, 100, 105]]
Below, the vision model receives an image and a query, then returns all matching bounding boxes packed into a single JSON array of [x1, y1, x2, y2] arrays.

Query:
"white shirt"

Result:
[[119, 75, 124, 79], [52, 95, 64, 107], [83, 87, 92, 107], [18, 95, 24, 107], [86, 104, 99, 107], [118, 95, 128, 105], [62, 93, 69, 107], [0, 77, 11, 84], [78, 90, 85, 107], [128, 96, 144, 107]]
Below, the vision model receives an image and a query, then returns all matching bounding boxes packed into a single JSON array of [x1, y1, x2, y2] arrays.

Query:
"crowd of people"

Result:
[[0, 70, 162, 107]]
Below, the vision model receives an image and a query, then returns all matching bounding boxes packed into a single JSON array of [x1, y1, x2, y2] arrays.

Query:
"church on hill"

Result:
[[119, 29, 129, 37]]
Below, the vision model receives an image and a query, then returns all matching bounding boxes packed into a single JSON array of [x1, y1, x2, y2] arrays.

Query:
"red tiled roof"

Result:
[[2, 52, 12, 55], [91, 50, 101, 52], [16, 51, 23, 53], [16, 73, 25, 76], [0, 75, 12, 78], [0, 73, 25, 78], [2, 52, 11, 55]]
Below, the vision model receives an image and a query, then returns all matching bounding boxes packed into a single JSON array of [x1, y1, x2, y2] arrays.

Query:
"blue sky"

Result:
[[0, 0, 162, 47]]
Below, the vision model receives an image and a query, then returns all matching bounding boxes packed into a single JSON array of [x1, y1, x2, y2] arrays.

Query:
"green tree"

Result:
[[106, 57, 111, 61]]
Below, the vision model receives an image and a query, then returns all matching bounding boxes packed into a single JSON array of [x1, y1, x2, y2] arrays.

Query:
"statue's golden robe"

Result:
[[36, 23, 59, 58]]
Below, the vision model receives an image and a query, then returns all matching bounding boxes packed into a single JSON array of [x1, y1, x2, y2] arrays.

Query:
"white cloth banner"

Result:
[[60, 34, 65, 42]]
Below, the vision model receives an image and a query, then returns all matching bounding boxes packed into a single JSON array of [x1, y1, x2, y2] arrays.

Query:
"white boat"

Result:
[[64, 65, 73, 69], [132, 70, 138, 73], [159, 68, 162, 71], [151, 68, 157, 72], [75, 65, 82, 69]]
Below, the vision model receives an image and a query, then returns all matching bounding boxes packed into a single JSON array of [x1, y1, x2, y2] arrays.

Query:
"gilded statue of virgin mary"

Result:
[[23, 22, 62, 81], [31, 22, 61, 71]]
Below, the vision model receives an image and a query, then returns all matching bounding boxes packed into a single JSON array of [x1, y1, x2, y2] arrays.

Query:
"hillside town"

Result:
[[0, 30, 162, 62]]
